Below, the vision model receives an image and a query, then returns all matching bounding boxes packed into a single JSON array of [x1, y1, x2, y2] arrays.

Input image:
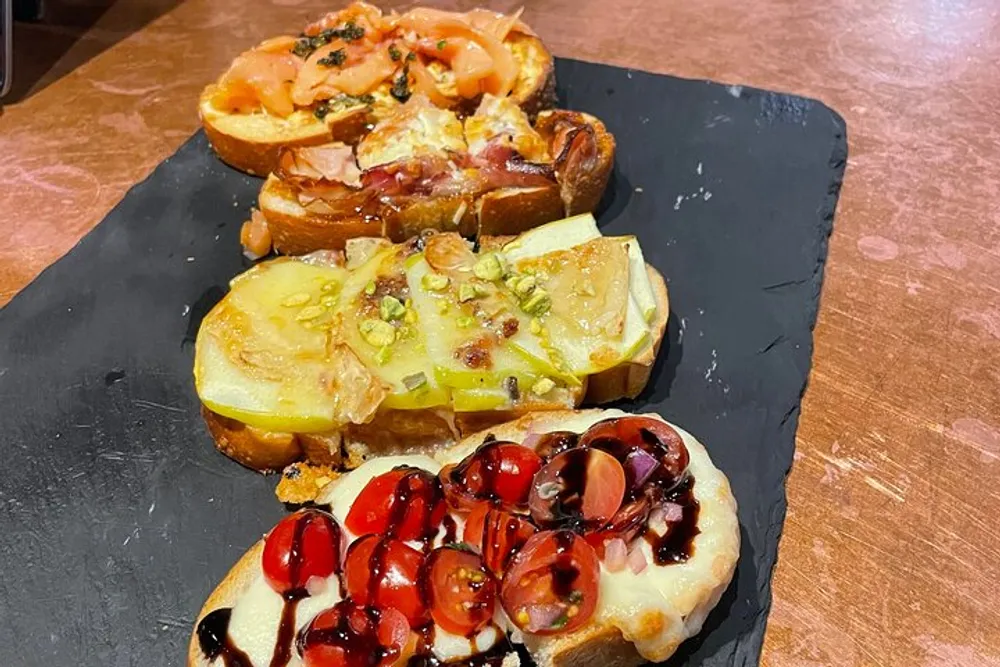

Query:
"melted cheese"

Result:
[[355, 100, 467, 170], [464, 94, 550, 162]]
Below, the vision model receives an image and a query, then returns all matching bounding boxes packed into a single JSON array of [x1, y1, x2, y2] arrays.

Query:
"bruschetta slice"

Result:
[[193, 215, 667, 473], [245, 94, 615, 255], [200, 3, 556, 177], [188, 409, 740, 667]]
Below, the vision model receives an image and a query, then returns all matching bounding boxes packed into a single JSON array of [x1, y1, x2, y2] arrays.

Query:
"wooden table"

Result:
[[3, 0, 999, 664]]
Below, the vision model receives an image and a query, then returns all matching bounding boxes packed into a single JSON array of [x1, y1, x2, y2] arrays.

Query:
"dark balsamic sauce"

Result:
[[445, 440, 522, 507], [196, 608, 253, 667], [532, 431, 579, 460], [271, 510, 331, 667], [442, 514, 458, 544], [297, 601, 401, 667], [644, 474, 700, 565], [387, 465, 445, 548], [549, 531, 581, 599]]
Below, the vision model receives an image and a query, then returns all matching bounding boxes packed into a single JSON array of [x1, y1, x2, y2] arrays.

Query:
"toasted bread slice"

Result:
[[199, 263, 666, 474], [188, 410, 739, 667], [201, 29, 555, 176], [254, 103, 614, 254]]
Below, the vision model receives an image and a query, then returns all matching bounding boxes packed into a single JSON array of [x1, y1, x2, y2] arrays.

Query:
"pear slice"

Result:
[[500, 213, 600, 264], [406, 255, 558, 410], [195, 257, 384, 432], [510, 237, 648, 376], [336, 247, 446, 411], [623, 236, 659, 323]]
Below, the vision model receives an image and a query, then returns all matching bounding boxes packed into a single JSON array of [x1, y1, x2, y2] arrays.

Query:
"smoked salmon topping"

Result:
[[212, 3, 535, 118]]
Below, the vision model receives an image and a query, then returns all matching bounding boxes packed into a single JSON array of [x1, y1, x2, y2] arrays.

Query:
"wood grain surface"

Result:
[[2, 1, 998, 665]]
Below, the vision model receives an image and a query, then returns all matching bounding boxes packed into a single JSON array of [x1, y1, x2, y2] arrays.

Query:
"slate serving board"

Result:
[[0, 60, 846, 666]]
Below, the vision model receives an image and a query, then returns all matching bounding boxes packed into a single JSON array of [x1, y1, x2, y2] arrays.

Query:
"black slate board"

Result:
[[0, 60, 845, 666]]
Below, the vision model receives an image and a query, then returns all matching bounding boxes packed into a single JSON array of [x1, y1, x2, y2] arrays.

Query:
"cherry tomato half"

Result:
[[500, 530, 600, 635], [263, 509, 342, 596], [584, 497, 651, 557], [578, 417, 689, 489], [345, 466, 445, 541], [463, 503, 537, 575], [424, 545, 498, 636], [441, 442, 542, 511], [528, 448, 625, 530], [298, 601, 411, 667], [344, 535, 428, 626]]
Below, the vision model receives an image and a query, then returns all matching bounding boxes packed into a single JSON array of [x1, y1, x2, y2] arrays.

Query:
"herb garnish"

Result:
[[388, 44, 401, 61], [390, 65, 412, 103], [437, 39, 447, 50], [313, 93, 376, 119], [317, 48, 346, 67], [291, 20, 366, 59]]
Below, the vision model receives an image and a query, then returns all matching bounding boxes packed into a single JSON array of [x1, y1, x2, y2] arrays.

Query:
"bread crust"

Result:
[[259, 175, 385, 253], [534, 110, 616, 216], [189, 410, 739, 667], [200, 267, 668, 474]]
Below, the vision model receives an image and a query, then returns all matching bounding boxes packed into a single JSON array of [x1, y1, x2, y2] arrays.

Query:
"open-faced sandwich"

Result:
[[243, 94, 614, 256], [200, 3, 557, 177], [193, 215, 667, 475], [189, 409, 740, 667]]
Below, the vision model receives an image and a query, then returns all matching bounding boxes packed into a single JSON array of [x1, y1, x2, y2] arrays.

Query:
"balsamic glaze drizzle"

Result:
[[196, 608, 252, 667]]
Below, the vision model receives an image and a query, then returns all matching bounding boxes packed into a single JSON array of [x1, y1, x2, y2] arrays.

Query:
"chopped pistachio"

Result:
[[374, 345, 392, 365], [295, 305, 326, 321], [473, 283, 489, 298], [531, 377, 556, 396], [402, 372, 427, 391], [403, 309, 418, 324], [359, 319, 396, 347], [530, 317, 543, 335], [458, 283, 478, 303], [281, 292, 311, 307], [364, 280, 377, 296], [379, 296, 406, 321], [504, 276, 520, 292], [457, 316, 476, 328], [520, 289, 551, 316], [473, 253, 504, 282], [422, 273, 449, 291], [513, 275, 536, 297]]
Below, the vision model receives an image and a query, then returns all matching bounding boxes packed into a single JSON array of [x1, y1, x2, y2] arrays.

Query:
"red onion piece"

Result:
[[627, 545, 648, 574], [604, 538, 628, 572], [521, 432, 543, 451], [661, 502, 684, 522], [625, 448, 660, 488], [526, 604, 565, 632]]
